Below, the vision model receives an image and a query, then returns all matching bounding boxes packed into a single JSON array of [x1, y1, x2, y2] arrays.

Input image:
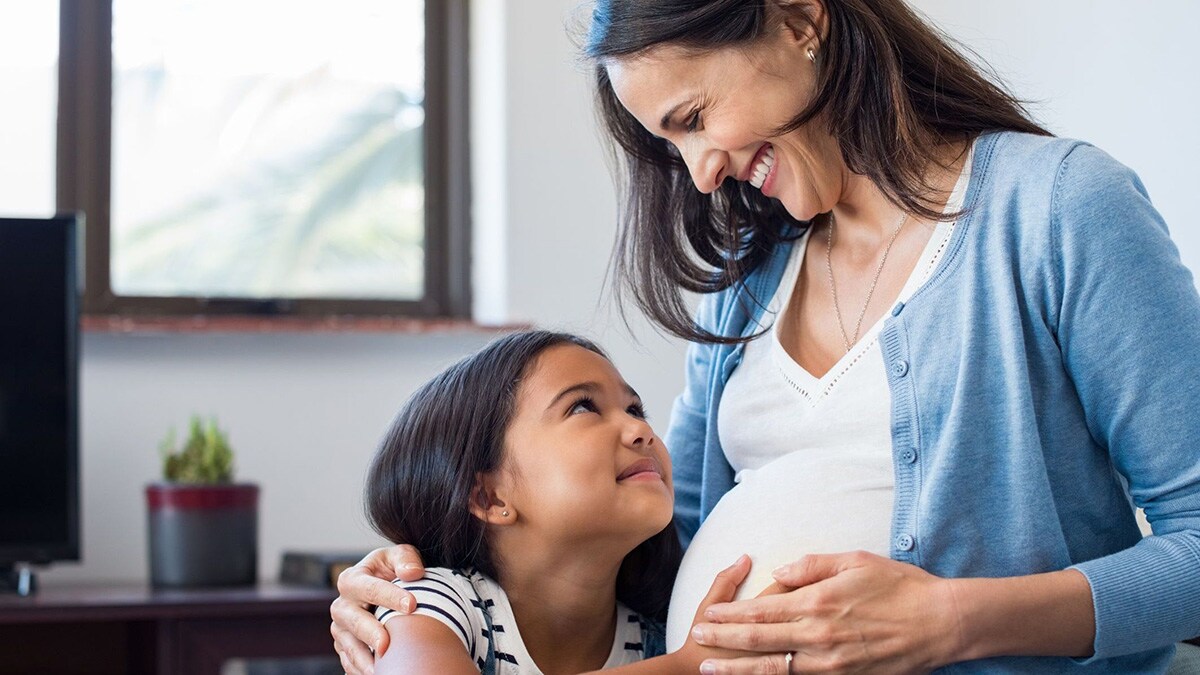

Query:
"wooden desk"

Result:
[[0, 583, 337, 674]]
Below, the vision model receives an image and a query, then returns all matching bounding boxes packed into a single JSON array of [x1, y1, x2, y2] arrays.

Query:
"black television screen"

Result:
[[0, 215, 80, 567]]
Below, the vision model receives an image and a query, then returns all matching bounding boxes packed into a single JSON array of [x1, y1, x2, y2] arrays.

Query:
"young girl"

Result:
[[364, 331, 747, 674]]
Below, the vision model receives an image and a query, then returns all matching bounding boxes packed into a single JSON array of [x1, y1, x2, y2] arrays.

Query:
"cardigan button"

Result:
[[892, 360, 909, 377], [900, 448, 917, 464], [892, 302, 905, 317], [895, 534, 915, 552]]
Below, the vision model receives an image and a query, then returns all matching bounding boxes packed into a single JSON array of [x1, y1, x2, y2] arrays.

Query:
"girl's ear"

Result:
[[469, 472, 518, 525]]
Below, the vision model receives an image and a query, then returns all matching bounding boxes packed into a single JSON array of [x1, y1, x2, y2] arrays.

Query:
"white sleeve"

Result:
[[374, 567, 484, 657]]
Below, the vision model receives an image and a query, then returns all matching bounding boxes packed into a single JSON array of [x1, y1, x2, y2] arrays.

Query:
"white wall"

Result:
[[909, 0, 1200, 271], [43, 0, 1200, 583]]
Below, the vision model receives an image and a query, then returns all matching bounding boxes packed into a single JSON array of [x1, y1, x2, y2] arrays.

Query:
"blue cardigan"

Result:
[[663, 131, 1200, 672]]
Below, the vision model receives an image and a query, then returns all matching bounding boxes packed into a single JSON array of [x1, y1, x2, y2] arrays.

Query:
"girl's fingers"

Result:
[[701, 554, 752, 606]]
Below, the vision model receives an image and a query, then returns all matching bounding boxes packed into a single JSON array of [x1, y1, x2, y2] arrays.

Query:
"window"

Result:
[[57, 0, 469, 319], [0, 4, 58, 216]]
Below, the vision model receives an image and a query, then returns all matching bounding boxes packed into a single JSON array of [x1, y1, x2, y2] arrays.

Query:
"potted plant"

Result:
[[145, 416, 259, 588]]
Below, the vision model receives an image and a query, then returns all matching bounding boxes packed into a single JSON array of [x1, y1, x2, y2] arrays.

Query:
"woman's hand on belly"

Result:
[[688, 551, 960, 674]]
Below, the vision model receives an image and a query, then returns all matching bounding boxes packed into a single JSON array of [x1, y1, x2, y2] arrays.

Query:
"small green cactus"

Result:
[[159, 416, 235, 483]]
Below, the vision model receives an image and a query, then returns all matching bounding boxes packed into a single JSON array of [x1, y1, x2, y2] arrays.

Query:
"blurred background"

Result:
[[0, 0, 1195, 585]]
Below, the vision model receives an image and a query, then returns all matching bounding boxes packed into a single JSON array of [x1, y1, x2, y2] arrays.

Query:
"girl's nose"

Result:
[[622, 415, 655, 448]]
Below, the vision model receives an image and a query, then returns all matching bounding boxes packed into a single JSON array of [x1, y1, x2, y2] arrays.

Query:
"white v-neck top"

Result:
[[718, 198, 966, 475], [665, 146, 973, 651]]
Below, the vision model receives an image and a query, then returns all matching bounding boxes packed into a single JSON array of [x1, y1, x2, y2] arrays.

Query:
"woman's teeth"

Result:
[[750, 145, 775, 189]]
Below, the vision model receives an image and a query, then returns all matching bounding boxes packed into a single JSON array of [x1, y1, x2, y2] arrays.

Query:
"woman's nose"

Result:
[[680, 142, 727, 194]]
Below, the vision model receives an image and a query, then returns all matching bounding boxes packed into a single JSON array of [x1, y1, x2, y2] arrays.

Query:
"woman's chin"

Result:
[[776, 193, 817, 222]]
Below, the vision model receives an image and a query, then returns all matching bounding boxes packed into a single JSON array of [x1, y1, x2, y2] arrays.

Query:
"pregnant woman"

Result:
[[332, 1, 1200, 672]]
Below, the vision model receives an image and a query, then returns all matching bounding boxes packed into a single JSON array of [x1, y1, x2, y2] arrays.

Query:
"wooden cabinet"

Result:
[[0, 583, 338, 674]]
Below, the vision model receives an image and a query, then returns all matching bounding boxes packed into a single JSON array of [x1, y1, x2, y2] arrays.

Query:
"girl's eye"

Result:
[[627, 403, 648, 420], [568, 397, 598, 415], [685, 110, 701, 132]]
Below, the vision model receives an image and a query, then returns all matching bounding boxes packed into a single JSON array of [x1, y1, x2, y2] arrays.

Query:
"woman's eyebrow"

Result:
[[660, 101, 689, 131]]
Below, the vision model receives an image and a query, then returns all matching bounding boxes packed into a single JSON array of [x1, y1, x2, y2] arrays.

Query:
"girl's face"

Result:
[[489, 344, 674, 551], [605, 22, 843, 222]]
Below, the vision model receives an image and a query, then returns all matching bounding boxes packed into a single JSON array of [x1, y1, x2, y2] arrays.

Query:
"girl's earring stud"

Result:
[[501, 510, 510, 517], [807, 47, 816, 62]]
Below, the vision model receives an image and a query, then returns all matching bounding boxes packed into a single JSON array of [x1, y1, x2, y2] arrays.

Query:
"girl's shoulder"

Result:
[[376, 567, 494, 662]]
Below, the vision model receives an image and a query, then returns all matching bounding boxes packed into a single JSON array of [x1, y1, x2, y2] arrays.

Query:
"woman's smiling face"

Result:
[[605, 24, 843, 222]]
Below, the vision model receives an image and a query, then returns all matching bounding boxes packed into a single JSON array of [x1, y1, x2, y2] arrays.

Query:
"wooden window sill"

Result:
[[81, 314, 527, 335]]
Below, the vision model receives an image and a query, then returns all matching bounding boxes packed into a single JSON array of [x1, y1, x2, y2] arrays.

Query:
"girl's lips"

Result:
[[617, 458, 662, 481]]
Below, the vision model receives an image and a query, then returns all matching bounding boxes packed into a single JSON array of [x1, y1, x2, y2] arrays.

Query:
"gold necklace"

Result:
[[825, 210, 909, 353]]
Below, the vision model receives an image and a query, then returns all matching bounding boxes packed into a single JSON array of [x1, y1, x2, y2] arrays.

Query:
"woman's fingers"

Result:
[[701, 652, 818, 675], [703, 590, 813, 624], [771, 551, 873, 588], [336, 558, 416, 612], [330, 589, 396, 655], [349, 545, 425, 583], [331, 617, 377, 675], [692, 619, 805, 653], [330, 545, 426, 660], [381, 543, 426, 582]]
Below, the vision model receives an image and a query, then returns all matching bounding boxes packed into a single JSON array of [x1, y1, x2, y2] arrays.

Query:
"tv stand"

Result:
[[0, 564, 36, 596], [0, 582, 338, 674]]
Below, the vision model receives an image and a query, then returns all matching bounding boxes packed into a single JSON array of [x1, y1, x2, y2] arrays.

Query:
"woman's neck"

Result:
[[493, 537, 627, 674], [831, 139, 970, 250]]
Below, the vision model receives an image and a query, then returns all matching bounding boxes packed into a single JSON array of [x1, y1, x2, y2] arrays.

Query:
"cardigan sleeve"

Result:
[[1050, 143, 1200, 659], [664, 294, 720, 549]]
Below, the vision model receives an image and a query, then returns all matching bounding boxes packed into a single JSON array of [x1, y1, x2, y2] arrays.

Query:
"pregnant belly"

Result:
[[665, 451, 894, 651]]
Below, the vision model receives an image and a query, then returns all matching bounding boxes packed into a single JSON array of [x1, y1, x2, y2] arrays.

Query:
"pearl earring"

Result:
[[807, 47, 816, 62], [501, 510, 510, 517]]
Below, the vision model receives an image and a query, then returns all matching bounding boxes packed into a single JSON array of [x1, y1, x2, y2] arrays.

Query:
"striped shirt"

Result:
[[375, 567, 664, 673]]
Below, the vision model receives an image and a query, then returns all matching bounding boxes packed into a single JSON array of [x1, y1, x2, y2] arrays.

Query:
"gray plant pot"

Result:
[[146, 482, 259, 588]]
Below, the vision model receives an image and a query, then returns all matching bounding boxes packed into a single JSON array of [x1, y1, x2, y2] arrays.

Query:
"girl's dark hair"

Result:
[[587, 0, 1050, 344], [366, 330, 682, 620]]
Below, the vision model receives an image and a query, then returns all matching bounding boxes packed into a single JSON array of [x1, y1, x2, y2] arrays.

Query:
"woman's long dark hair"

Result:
[[587, 0, 1050, 344], [366, 330, 682, 620]]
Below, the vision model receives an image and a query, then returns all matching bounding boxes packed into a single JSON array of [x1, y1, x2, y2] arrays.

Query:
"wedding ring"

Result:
[[784, 651, 794, 672]]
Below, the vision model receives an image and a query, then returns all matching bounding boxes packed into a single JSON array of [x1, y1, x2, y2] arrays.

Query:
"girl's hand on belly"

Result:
[[688, 551, 960, 674], [670, 555, 769, 671]]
